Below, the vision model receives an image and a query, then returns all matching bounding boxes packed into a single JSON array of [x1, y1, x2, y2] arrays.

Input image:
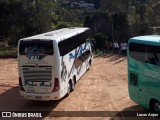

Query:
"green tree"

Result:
[[0, 0, 26, 45], [93, 33, 107, 50], [55, 22, 70, 29], [0, 0, 56, 45]]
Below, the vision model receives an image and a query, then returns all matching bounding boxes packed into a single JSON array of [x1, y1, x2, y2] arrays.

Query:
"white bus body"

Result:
[[17, 27, 93, 101]]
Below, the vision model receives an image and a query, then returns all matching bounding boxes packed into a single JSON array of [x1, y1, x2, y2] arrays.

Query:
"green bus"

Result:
[[128, 35, 160, 113]]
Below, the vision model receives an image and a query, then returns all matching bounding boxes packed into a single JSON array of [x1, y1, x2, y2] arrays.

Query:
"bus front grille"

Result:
[[22, 67, 52, 81]]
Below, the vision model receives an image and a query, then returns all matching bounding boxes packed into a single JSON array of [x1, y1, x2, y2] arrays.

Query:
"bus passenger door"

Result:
[[137, 74, 148, 107], [129, 72, 139, 102], [129, 71, 147, 107]]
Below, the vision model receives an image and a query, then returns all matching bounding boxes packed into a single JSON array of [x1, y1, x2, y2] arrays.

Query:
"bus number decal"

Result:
[[145, 69, 160, 79]]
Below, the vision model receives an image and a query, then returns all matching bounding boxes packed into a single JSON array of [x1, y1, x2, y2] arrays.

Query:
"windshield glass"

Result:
[[19, 40, 53, 55]]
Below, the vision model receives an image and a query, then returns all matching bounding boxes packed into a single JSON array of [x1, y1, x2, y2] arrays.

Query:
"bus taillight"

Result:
[[52, 78, 60, 92], [19, 77, 25, 91]]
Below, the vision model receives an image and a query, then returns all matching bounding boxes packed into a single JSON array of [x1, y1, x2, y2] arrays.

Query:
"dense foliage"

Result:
[[93, 33, 107, 49], [0, 0, 160, 46]]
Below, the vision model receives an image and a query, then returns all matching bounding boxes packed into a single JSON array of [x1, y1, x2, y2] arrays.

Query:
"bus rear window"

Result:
[[19, 40, 53, 55]]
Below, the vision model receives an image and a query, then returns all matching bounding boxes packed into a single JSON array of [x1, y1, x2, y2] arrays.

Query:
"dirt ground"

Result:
[[0, 55, 159, 120]]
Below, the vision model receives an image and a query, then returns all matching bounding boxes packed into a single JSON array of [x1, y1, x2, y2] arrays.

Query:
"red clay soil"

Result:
[[0, 55, 158, 120]]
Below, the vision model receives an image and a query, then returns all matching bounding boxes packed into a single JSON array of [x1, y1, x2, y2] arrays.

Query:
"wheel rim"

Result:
[[87, 61, 91, 70], [72, 79, 75, 90], [67, 83, 71, 94], [154, 102, 160, 113]]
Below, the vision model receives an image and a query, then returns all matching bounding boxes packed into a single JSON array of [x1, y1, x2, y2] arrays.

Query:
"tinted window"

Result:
[[130, 73, 138, 86], [19, 40, 53, 55], [58, 30, 91, 56], [146, 45, 160, 65], [129, 42, 160, 66], [129, 42, 145, 62]]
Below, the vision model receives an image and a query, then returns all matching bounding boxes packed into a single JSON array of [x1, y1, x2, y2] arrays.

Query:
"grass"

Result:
[[0, 48, 17, 56]]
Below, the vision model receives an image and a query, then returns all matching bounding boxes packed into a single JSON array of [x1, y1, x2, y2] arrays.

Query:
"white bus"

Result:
[[18, 27, 93, 101]]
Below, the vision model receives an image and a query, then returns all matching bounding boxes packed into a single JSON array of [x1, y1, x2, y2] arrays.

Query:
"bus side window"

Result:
[[130, 73, 138, 86], [148, 53, 159, 65], [144, 47, 148, 62], [129, 42, 146, 62], [147, 45, 160, 65]]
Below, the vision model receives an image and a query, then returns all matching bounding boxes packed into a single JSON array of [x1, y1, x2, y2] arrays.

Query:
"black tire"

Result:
[[87, 60, 91, 70], [70, 79, 75, 92], [66, 82, 71, 96], [150, 100, 160, 114]]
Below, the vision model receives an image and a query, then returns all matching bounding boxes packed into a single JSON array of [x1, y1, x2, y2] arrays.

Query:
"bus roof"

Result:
[[21, 27, 89, 43], [129, 35, 160, 43]]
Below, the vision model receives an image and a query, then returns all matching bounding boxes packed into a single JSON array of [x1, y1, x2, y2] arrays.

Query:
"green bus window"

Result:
[[147, 45, 160, 65], [129, 42, 160, 66], [129, 43, 145, 62], [130, 73, 138, 86]]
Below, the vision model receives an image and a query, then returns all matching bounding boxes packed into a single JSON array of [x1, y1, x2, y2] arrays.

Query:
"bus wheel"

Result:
[[67, 82, 71, 96], [87, 60, 91, 70], [150, 100, 160, 113], [71, 79, 75, 92]]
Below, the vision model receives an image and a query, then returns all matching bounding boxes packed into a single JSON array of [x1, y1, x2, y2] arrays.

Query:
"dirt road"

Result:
[[0, 55, 159, 120]]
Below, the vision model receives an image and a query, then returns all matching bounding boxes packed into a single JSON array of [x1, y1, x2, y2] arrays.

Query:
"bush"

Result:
[[93, 33, 107, 50], [55, 22, 70, 29]]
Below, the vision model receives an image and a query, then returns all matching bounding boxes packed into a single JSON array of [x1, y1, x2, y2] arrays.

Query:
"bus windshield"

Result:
[[19, 40, 53, 55]]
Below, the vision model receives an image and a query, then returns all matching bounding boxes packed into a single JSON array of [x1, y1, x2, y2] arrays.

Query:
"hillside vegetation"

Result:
[[0, 0, 160, 47]]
